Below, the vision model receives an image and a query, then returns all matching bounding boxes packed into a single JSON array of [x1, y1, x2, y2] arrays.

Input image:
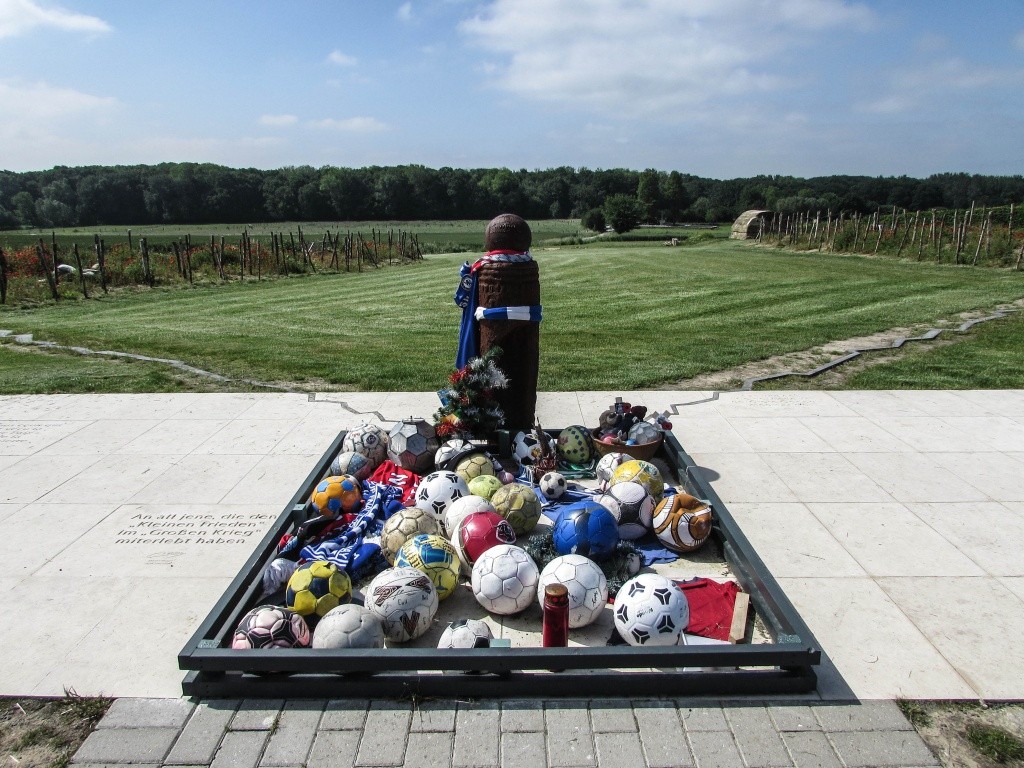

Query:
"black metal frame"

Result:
[[180, 429, 820, 698]]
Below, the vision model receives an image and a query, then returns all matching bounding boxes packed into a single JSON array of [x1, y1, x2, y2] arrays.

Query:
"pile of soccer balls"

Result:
[[232, 419, 712, 654]]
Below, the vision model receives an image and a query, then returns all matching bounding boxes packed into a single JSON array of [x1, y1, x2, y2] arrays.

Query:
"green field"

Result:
[[3, 235, 1023, 393]]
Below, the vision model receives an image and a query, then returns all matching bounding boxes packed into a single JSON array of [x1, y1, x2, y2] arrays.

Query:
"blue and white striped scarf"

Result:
[[455, 250, 540, 368], [299, 482, 404, 575]]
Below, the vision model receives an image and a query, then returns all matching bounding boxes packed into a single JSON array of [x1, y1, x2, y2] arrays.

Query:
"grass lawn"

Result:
[[840, 309, 1024, 389], [2, 238, 1023, 392]]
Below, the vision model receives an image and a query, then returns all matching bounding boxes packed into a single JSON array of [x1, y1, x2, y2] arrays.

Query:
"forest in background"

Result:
[[2, 163, 1024, 230]]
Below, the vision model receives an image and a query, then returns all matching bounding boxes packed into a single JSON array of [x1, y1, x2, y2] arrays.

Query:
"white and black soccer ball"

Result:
[[538, 471, 567, 500], [415, 471, 470, 524], [512, 430, 542, 465], [592, 493, 622, 523], [607, 481, 656, 540], [471, 544, 539, 616], [329, 450, 372, 482], [536, 554, 608, 629], [434, 438, 473, 471], [342, 423, 389, 470], [444, 494, 496, 539], [437, 618, 493, 649], [628, 420, 661, 445], [596, 452, 627, 491], [387, 419, 439, 474], [312, 604, 385, 649], [364, 566, 439, 643], [613, 573, 689, 646]]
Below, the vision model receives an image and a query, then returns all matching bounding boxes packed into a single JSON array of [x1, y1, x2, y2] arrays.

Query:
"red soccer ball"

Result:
[[455, 511, 516, 573]]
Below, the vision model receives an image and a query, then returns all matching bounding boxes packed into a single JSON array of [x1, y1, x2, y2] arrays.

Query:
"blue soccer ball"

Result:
[[551, 500, 620, 561]]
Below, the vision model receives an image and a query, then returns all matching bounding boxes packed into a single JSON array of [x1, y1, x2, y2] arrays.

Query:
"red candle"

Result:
[[542, 583, 569, 648]]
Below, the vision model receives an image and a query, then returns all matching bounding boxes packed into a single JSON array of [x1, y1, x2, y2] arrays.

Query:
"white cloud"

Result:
[[458, 0, 875, 116], [0, 0, 110, 38], [258, 113, 298, 126], [308, 116, 388, 132], [0, 78, 117, 121], [326, 49, 357, 66], [397, 2, 413, 22], [856, 57, 1024, 114]]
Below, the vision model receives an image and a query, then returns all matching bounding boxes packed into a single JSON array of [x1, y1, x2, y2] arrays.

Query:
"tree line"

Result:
[[1, 163, 1023, 230]]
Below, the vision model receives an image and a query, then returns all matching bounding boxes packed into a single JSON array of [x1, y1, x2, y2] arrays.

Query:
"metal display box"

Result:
[[179, 430, 821, 698]]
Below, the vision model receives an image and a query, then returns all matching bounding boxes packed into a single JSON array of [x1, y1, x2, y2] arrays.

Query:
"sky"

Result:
[[1, 0, 1022, 178]]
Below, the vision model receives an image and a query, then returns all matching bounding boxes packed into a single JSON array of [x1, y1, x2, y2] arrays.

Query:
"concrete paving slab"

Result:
[[806, 502, 986, 578], [36, 419, 163, 455], [843, 451, 990, 503], [778, 577, 977, 699], [666, 415, 755, 453], [797, 415, 915, 453], [879, 575, 1024, 699], [1, 419, 92, 454], [114, 419, 232, 455], [39, 454, 181, 505], [761, 453, 894, 503], [908, 501, 1024, 577], [928, 451, 1024, 502], [0, 503, 120, 575], [0, 453, 103, 503], [725, 417, 834, 453], [726, 503, 868, 579], [689, 452, 800, 503]]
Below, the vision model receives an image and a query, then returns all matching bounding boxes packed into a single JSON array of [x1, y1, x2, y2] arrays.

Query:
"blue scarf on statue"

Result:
[[454, 250, 540, 368]]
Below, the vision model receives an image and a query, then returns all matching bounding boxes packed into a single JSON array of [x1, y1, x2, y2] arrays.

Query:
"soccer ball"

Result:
[[538, 471, 567, 500], [396, 533, 461, 601], [628, 420, 661, 445], [310, 475, 362, 517], [415, 471, 470, 523], [557, 425, 593, 464], [536, 555, 608, 629], [438, 618, 493, 649], [312, 604, 385, 649], [455, 452, 495, 483], [434, 438, 473, 471], [609, 459, 665, 500], [552, 500, 620, 560], [596, 452, 627, 491], [613, 573, 689, 646], [512, 430, 543, 465], [387, 418, 439, 474], [364, 566, 439, 643], [491, 483, 542, 536], [285, 560, 353, 619], [606, 481, 656, 540], [380, 506, 440, 564], [342, 423, 389, 469], [454, 510, 517, 574], [468, 474, 504, 500], [443, 494, 496, 538], [329, 450, 372, 482], [652, 493, 713, 553], [232, 604, 310, 649], [471, 544, 539, 616], [592, 492, 621, 522]]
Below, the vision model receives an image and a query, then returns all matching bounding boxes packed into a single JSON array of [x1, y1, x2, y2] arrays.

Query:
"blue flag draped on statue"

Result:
[[454, 251, 540, 369]]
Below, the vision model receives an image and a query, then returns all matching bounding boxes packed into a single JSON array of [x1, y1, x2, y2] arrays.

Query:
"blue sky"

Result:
[[1, 0, 1022, 178]]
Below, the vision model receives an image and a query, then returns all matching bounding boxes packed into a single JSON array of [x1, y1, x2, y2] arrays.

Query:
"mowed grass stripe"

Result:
[[2, 241, 1023, 390]]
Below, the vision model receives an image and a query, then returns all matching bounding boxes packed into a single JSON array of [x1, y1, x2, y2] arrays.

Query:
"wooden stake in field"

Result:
[[219, 236, 226, 280], [0, 245, 8, 304], [72, 243, 88, 298], [36, 241, 60, 300], [936, 213, 947, 263], [1007, 203, 1015, 263], [93, 234, 108, 293], [141, 237, 154, 287], [51, 231, 59, 288]]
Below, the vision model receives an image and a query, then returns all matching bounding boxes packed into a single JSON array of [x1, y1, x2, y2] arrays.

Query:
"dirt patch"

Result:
[[904, 701, 1024, 768], [662, 299, 1024, 391], [0, 694, 111, 768]]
